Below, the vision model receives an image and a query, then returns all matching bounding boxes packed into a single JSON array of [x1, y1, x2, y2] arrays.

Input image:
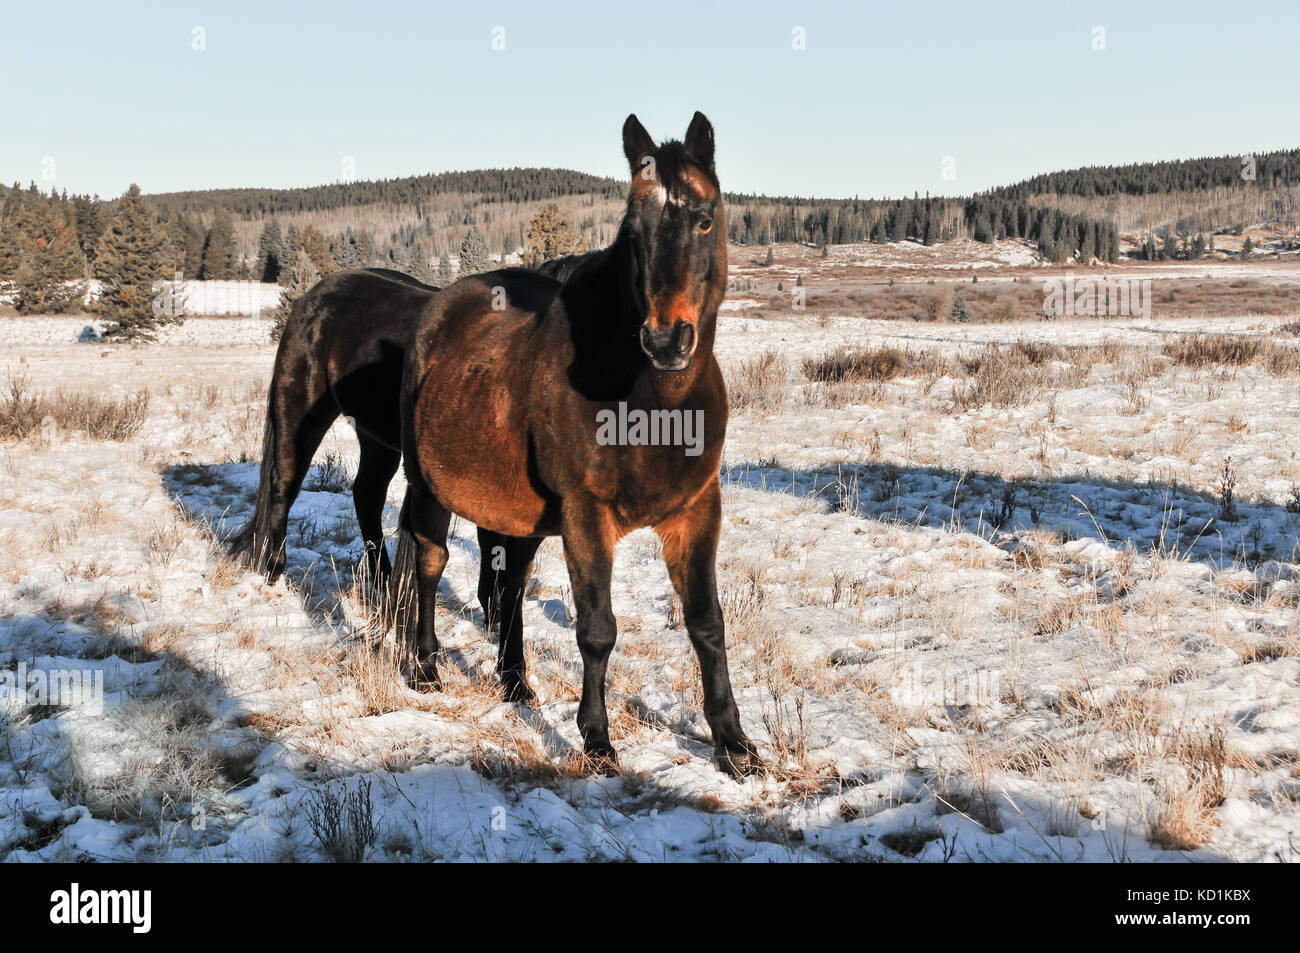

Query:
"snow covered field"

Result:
[[2, 267, 1299, 862]]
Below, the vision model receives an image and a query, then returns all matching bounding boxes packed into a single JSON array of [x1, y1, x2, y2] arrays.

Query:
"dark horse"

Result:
[[395, 113, 759, 776], [231, 267, 433, 588], [232, 257, 596, 625]]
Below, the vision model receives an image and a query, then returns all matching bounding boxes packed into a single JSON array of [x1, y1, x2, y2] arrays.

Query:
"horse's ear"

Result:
[[684, 111, 715, 172], [622, 114, 656, 171]]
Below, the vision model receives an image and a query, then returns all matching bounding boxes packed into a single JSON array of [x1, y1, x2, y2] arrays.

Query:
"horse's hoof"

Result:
[[408, 662, 442, 693], [501, 677, 536, 705], [716, 740, 764, 778], [579, 746, 619, 776]]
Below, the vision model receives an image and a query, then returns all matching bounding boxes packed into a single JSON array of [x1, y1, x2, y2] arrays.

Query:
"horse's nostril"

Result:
[[677, 324, 696, 354]]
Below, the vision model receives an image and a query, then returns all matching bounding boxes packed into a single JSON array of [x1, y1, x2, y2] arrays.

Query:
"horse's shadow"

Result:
[[723, 458, 1300, 576], [136, 456, 1276, 859], [161, 454, 1300, 691], [160, 462, 572, 698], [160, 461, 486, 639]]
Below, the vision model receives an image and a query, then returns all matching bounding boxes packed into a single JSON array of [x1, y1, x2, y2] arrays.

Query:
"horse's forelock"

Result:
[[641, 141, 719, 202]]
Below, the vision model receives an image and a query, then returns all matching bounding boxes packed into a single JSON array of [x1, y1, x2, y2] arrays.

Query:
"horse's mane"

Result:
[[530, 249, 603, 283], [364, 267, 438, 291]]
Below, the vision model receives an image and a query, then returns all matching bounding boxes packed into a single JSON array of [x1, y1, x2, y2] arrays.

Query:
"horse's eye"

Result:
[[697, 217, 713, 233]]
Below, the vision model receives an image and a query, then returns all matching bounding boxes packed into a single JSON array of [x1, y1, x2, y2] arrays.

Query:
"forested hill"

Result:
[[982, 147, 1300, 239], [988, 148, 1300, 199], [145, 166, 1119, 264], [7, 145, 1299, 297], [150, 168, 626, 218]]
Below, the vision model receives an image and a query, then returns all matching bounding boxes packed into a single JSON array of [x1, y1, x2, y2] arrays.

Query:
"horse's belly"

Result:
[[414, 364, 551, 537]]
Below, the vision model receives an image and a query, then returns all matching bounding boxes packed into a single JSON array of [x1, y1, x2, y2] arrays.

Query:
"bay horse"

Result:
[[395, 112, 759, 776]]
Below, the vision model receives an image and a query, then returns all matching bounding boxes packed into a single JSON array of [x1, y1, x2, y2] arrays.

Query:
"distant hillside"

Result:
[[9, 146, 1300, 292], [987, 148, 1300, 238], [149, 168, 627, 218], [144, 167, 1116, 266], [990, 148, 1300, 198]]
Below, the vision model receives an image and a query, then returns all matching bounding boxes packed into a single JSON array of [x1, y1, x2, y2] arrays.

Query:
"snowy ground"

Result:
[[2, 261, 1299, 862]]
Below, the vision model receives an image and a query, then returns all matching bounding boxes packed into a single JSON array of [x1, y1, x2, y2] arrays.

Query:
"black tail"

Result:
[[228, 381, 283, 579]]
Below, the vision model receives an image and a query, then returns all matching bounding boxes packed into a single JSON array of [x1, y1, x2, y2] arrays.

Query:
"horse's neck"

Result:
[[562, 234, 716, 406]]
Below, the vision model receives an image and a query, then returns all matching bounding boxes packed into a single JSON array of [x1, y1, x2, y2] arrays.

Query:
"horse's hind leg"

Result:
[[265, 403, 337, 582], [397, 485, 451, 689], [476, 529, 542, 703], [353, 436, 400, 592]]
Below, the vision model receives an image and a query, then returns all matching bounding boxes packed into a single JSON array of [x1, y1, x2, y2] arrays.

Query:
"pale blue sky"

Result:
[[4, 1, 1297, 200]]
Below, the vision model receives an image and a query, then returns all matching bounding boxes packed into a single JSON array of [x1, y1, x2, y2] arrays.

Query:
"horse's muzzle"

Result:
[[639, 321, 696, 371]]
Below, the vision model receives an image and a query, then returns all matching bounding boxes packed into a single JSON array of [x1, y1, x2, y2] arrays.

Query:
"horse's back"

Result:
[[276, 268, 434, 447], [407, 268, 562, 371]]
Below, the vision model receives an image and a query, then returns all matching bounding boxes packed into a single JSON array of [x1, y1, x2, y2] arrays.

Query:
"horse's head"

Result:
[[621, 112, 727, 372]]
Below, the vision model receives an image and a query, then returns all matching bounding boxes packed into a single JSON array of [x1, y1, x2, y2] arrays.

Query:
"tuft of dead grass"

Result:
[[1, 371, 149, 442], [728, 349, 790, 412]]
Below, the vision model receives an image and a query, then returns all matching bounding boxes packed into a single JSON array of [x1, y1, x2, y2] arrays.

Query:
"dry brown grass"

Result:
[[1149, 725, 1247, 850], [728, 349, 790, 412], [801, 344, 935, 385], [805, 272, 1300, 323], [953, 344, 1091, 410], [1, 371, 149, 442], [1162, 334, 1300, 374]]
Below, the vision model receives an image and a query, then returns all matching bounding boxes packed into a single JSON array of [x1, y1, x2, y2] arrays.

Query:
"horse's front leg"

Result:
[[560, 495, 620, 769], [656, 479, 761, 777]]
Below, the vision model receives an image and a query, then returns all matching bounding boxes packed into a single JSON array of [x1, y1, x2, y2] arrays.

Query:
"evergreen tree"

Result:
[[161, 216, 188, 276], [254, 219, 284, 282], [298, 224, 332, 274], [1078, 226, 1096, 262], [407, 242, 434, 282], [354, 229, 378, 267], [177, 214, 205, 279], [199, 212, 238, 279], [0, 210, 22, 284], [94, 184, 177, 340], [458, 228, 491, 276], [522, 203, 584, 266], [281, 225, 301, 284], [435, 252, 454, 286], [269, 249, 320, 341], [386, 244, 410, 274], [72, 196, 106, 267], [950, 294, 974, 322], [14, 204, 87, 314]]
